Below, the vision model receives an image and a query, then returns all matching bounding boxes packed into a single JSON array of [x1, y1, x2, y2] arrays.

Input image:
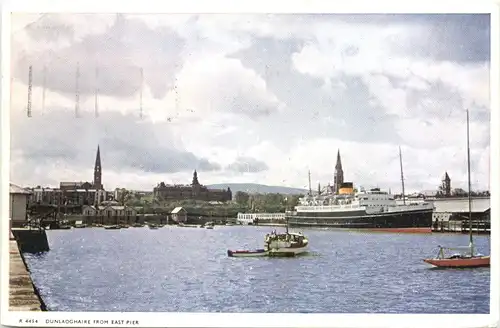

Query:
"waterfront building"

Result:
[[237, 212, 286, 225], [10, 183, 31, 228], [154, 170, 232, 202], [81, 204, 138, 225], [431, 197, 490, 221], [171, 207, 187, 223], [30, 187, 64, 205], [28, 145, 108, 208], [431, 197, 490, 233]]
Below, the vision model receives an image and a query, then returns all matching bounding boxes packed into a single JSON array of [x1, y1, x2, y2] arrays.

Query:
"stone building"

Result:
[[28, 145, 108, 208], [154, 170, 232, 202], [171, 207, 187, 223], [10, 183, 31, 228], [81, 204, 138, 225], [440, 172, 451, 197]]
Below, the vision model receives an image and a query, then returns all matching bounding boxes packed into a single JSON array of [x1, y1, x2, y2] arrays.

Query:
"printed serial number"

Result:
[[20, 319, 39, 324]]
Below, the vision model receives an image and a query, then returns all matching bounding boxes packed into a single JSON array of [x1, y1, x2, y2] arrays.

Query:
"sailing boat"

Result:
[[423, 109, 490, 268]]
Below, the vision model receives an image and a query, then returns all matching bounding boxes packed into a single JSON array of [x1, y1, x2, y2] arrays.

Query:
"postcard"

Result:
[[1, 0, 498, 327]]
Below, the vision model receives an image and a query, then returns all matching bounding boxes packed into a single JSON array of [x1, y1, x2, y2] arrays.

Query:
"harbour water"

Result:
[[24, 226, 490, 313]]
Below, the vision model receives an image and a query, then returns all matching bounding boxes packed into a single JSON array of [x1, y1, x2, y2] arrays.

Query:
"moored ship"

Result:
[[286, 149, 434, 233], [286, 187, 434, 232]]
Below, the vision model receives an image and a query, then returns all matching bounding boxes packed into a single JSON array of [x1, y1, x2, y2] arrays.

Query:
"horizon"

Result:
[[10, 13, 491, 194]]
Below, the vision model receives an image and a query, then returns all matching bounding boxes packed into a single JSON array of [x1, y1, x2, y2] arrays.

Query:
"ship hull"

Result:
[[423, 256, 490, 268], [287, 209, 433, 232]]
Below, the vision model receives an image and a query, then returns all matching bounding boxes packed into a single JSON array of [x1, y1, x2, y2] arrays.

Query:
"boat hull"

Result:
[[268, 247, 308, 256], [227, 249, 268, 257], [287, 209, 433, 232], [423, 256, 490, 268]]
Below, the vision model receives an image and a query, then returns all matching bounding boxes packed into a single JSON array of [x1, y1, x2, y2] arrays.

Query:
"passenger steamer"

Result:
[[286, 149, 434, 233]]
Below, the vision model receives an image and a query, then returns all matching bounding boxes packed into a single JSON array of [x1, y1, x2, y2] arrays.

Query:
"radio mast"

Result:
[[139, 67, 143, 119], [27, 65, 33, 117], [42, 65, 46, 115], [75, 62, 80, 118], [95, 65, 99, 118]]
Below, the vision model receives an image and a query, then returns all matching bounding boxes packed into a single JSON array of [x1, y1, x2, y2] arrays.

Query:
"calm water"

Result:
[[24, 226, 490, 313]]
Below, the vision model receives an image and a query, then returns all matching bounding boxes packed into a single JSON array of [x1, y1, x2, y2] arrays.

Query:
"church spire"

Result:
[[93, 145, 103, 190], [192, 170, 200, 186], [335, 149, 342, 169], [333, 149, 344, 194]]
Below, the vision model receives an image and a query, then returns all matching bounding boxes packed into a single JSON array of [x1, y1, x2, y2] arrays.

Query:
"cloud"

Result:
[[10, 110, 221, 187], [226, 157, 269, 173], [175, 55, 286, 119], [12, 14, 186, 100], [9, 13, 491, 193]]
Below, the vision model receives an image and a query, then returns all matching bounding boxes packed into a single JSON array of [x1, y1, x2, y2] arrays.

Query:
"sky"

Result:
[[9, 13, 491, 193]]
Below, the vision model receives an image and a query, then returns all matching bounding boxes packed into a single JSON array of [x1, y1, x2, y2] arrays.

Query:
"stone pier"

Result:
[[9, 232, 45, 311]]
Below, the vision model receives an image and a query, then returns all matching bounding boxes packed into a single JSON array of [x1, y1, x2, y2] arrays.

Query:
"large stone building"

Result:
[[29, 145, 108, 207], [154, 170, 232, 202]]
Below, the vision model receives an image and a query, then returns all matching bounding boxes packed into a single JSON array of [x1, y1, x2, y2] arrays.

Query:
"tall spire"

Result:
[[192, 170, 199, 185], [335, 149, 342, 169], [93, 145, 103, 190], [334, 149, 344, 194]]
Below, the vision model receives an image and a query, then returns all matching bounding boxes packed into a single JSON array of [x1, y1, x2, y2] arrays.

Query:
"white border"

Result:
[[1, 0, 499, 327]]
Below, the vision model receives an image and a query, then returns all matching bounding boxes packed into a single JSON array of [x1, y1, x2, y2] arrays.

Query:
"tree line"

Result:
[[114, 188, 303, 216]]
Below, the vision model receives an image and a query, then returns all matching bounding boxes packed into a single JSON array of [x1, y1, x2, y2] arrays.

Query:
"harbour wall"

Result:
[[61, 214, 237, 226], [11, 228, 50, 253], [9, 230, 47, 311]]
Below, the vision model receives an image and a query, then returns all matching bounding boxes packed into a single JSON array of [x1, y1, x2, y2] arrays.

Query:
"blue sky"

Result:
[[9, 13, 491, 193]]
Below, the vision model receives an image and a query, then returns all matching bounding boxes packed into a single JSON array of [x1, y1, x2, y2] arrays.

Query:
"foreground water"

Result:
[[24, 226, 490, 313]]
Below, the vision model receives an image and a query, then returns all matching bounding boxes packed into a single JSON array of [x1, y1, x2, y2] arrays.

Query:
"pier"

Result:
[[9, 231, 46, 311], [11, 228, 50, 253], [431, 219, 490, 234]]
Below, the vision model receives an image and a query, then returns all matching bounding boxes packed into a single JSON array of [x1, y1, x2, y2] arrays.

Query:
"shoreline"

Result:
[[9, 232, 47, 312]]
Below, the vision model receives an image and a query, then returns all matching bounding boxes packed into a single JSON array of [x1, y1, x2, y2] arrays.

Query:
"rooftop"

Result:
[[431, 197, 490, 213], [9, 183, 31, 194]]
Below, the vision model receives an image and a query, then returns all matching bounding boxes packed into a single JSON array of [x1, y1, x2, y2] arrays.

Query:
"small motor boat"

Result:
[[227, 249, 268, 257]]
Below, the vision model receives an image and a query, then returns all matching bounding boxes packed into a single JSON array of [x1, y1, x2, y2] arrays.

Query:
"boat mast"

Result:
[[308, 170, 312, 196], [399, 146, 406, 205], [466, 109, 473, 253]]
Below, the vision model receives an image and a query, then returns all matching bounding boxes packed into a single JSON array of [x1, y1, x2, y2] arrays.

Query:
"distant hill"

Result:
[[207, 183, 307, 195]]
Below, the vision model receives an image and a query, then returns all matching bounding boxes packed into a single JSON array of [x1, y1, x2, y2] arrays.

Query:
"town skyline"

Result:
[[19, 143, 490, 197], [10, 13, 491, 193]]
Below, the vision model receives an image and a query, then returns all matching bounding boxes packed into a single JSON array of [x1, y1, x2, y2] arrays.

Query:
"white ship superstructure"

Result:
[[286, 149, 435, 232]]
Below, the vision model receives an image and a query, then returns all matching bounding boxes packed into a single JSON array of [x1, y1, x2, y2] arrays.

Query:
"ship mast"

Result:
[[399, 146, 406, 205], [466, 109, 473, 254], [308, 170, 312, 196]]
